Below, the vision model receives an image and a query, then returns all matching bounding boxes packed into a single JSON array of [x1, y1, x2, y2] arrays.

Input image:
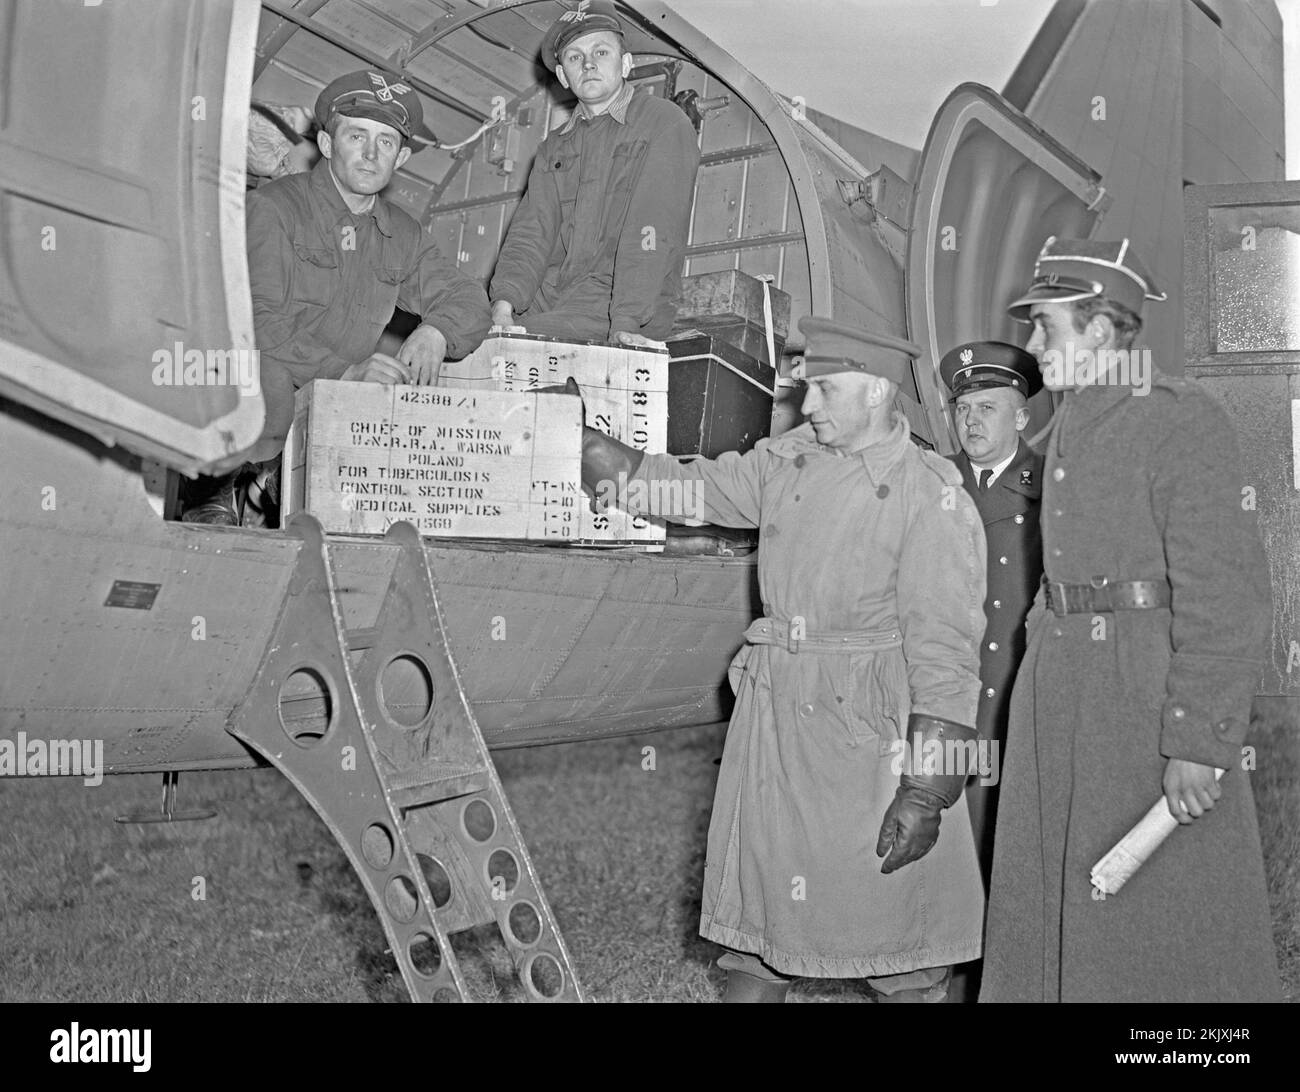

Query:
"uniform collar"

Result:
[[956, 439, 1042, 515], [993, 438, 1041, 498], [310, 157, 395, 237], [768, 411, 911, 485], [971, 446, 1018, 486], [560, 80, 635, 133], [1050, 379, 1132, 460]]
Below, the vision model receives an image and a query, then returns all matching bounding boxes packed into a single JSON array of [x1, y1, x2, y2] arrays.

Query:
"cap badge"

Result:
[[959, 348, 973, 365], [560, 0, 593, 23], [1045, 272, 1059, 285], [368, 72, 411, 102]]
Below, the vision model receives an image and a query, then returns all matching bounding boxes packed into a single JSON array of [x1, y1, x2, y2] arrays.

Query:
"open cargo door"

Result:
[[0, 0, 262, 475], [906, 83, 1108, 452]]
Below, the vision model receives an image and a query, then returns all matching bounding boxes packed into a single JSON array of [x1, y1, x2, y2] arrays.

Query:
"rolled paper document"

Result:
[[1090, 768, 1225, 896]]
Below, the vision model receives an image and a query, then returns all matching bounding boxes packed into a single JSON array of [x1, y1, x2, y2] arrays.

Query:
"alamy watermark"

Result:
[[50, 1024, 151, 1072], [151, 341, 260, 396], [888, 731, 1000, 787], [592, 472, 704, 521], [0, 732, 104, 786], [1040, 342, 1152, 395]]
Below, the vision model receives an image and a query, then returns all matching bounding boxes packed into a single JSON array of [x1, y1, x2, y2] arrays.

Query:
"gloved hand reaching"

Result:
[[534, 377, 642, 509], [535, 376, 644, 508]]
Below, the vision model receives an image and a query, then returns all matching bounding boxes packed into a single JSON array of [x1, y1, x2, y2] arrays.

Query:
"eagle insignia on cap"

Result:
[[368, 72, 411, 102], [959, 348, 973, 365], [560, 0, 593, 23]]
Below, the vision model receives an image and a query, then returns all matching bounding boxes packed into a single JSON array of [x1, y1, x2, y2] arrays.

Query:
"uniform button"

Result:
[[799, 702, 814, 717], [1014, 514, 1024, 524], [794, 454, 806, 468], [1051, 548, 1062, 558], [1052, 628, 1063, 638], [985, 687, 996, 698], [992, 599, 1002, 609], [998, 556, 1008, 565], [1052, 509, 1063, 518], [988, 641, 999, 651], [1170, 705, 1186, 720], [1053, 468, 1065, 481]]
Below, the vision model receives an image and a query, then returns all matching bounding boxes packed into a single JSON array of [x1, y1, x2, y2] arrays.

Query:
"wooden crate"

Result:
[[284, 380, 583, 541], [440, 334, 668, 545], [676, 269, 791, 334], [674, 269, 793, 366]]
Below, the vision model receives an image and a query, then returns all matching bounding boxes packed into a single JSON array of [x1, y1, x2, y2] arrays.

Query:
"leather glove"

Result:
[[581, 428, 643, 512], [536, 377, 643, 510], [875, 713, 978, 874]]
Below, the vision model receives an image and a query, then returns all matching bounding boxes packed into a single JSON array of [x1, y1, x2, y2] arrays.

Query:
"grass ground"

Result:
[[1, 710, 1295, 1003]]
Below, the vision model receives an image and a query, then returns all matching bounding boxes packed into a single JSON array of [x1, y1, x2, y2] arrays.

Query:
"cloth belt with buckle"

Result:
[[1044, 576, 1170, 616], [744, 617, 903, 654]]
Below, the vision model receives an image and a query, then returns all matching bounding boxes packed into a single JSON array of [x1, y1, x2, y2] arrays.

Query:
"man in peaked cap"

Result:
[[981, 239, 1281, 1002], [488, 0, 699, 346], [1008, 235, 1166, 322], [937, 340, 1043, 1004], [937, 340, 1042, 890], [183, 70, 489, 523], [577, 315, 988, 1001]]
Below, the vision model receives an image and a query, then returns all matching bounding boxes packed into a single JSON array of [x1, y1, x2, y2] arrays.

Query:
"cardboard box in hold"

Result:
[[440, 333, 668, 544], [284, 379, 583, 540]]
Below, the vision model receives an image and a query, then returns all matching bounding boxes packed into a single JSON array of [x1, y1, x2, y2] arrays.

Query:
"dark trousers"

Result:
[[245, 359, 299, 464]]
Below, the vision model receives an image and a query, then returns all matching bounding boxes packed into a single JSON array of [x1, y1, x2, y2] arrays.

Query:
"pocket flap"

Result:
[[293, 243, 337, 269]]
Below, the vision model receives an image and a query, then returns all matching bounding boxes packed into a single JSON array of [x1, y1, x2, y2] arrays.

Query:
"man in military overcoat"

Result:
[[981, 237, 1281, 1002]]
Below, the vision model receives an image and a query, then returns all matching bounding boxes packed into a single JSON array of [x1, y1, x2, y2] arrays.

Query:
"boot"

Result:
[[874, 968, 952, 1003], [722, 968, 791, 1003], [181, 470, 243, 525], [243, 457, 282, 529]]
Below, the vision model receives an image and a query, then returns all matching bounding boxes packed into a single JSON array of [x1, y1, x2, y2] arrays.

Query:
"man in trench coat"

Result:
[[579, 316, 989, 1002], [981, 237, 1281, 1002]]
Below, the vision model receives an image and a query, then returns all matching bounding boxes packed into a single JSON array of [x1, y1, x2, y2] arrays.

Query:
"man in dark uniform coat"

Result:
[[981, 237, 1281, 1003], [937, 341, 1044, 885]]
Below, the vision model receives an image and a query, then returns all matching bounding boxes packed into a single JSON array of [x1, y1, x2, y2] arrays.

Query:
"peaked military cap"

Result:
[[542, 1, 627, 70], [1007, 236, 1167, 321], [315, 70, 423, 141], [795, 316, 920, 387], [939, 340, 1042, 401]]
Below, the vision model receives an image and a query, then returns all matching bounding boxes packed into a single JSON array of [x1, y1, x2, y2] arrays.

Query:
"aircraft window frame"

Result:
[[1184, 180, 1300, 373]]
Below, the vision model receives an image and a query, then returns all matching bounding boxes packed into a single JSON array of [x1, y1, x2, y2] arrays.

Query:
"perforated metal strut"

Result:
[[227, 515, 583, 1002]]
